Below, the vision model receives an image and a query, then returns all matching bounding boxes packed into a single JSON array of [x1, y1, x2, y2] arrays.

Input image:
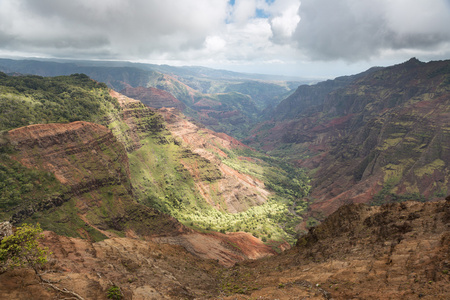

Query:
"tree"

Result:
[[0, 223, 50, 274]]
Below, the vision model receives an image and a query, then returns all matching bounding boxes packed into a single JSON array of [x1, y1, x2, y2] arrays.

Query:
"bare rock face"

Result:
[[0, 221, 12, 240]]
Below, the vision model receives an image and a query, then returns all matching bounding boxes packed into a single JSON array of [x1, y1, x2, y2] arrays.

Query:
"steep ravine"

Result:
[[109, 91, 301, 245], [247, 58, 450, 220]]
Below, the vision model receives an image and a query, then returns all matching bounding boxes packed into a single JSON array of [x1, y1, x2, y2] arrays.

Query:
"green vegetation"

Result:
[[107, 285, 123, 300], [24, 199, 108, 242], [0, 223, 50, 274], [0, 72, 119, 131], [371, 177, 426, 206], [224, 81, 291, 110], [222, 147, 310, 201], [414, 159, 445, 177], [219, 269, 259, 296], [129, 128, 310, 244], [0, 148, 68, 221]]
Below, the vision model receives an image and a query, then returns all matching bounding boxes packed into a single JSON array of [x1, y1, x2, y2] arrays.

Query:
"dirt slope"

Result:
[[219, 200, 450, 299], [0, 232, 223, 299], [2, 200, 448, 299], [159, 107, 270, 213]]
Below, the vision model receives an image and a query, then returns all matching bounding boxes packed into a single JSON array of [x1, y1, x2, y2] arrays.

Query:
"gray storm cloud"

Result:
[[293, 0, 450, 61]]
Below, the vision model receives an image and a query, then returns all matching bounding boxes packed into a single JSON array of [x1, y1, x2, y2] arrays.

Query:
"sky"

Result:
[[0, 0, 449, 79]]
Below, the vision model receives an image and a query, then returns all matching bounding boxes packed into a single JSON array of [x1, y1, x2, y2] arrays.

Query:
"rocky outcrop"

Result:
[[216, 200, 450, 299], [0, 221, 12, 240]]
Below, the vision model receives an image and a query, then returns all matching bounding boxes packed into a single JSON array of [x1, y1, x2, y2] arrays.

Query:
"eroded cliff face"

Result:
[[217, 200, 450, 299], [4, 120, 188, 240], [247, 59, 450, 218], [158, 107, 269, 213], [121, 85, 186, 111], [8, 121, 130, 188], [2, 91, 275, 265]]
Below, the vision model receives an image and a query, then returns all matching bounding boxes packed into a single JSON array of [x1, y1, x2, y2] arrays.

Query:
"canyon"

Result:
[[0, 58, 450, 298]]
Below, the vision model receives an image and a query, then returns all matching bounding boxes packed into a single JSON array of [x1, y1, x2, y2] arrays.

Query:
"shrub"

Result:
[[107, 285, 123, 300], [0, 223, 50, 274]]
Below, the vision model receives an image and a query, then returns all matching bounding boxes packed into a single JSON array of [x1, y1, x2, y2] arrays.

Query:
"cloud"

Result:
[[0, 0, 230, 59], [293, 0, 450, 61], [0, 0, 448, 77], [269, 0, 301, 43], [229, 0, 258, 24]]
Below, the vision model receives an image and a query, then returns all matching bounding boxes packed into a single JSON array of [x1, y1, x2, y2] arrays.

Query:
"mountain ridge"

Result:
[[247, 58, 450, 222], [0, 58, 302, 138]]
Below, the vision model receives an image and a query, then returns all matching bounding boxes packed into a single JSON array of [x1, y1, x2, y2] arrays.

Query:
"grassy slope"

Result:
[[127, 121, 310, 244]]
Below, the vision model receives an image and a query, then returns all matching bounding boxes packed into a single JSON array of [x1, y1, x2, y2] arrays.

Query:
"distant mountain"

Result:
[[246, 58, 450, 219], [0, 58, 307, 138]]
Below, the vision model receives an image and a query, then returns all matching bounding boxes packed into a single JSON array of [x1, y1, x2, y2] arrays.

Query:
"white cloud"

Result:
[[0, 0, 230, 59], [269, 0, 301, 42], [230, 0, 258, 24], [204, 36, 227, 53], [0, 0, 449, 77]]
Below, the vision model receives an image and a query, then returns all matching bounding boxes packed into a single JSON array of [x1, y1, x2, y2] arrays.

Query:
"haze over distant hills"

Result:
[[0, 58, 310, 139]]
